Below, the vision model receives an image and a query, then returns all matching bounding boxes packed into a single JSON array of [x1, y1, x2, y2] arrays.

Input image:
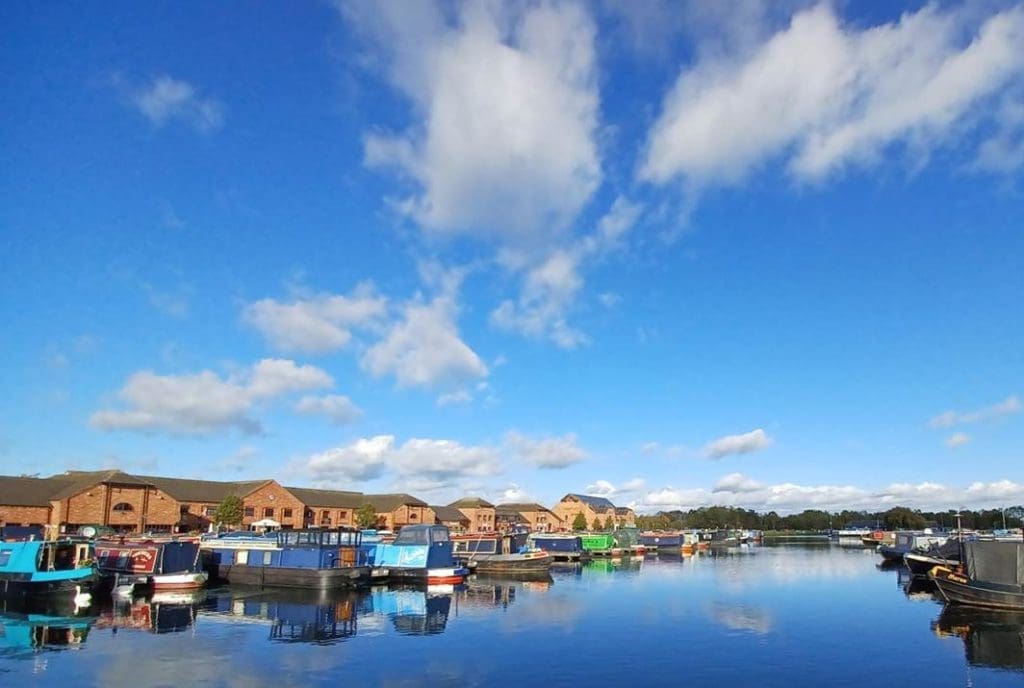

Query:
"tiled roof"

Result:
[[363, 493, 428, 512], [615, 507, 634, 515], [448, 497, 494, 508], [562, 493, 616, 511], [431, 505, 469, 523], [49, 470, 154, 500], [0, 475, 72, 507], [137, 476, 270, 503], [497, 502, 554, 514], [286, 487, 364, 509]]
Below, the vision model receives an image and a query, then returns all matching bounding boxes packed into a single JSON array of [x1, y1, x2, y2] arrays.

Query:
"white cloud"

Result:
[[91, 359, 332, 435], [640, 4, 1024, 189], [355, 0, 600, 245], [362, 293, 487, 389], [304, 435, 394, 482], [294, 394, 362, 425], [585, 479, 616, 497], [973, 94, 1024, 172], [713, 472, 765, 493], [244, 283, 387, 354], [945, 432, 971, 449], [299, 434, 502, 489], [636, 474, 1024, 514], [703, 428, 773, 459], [641, 442, 660, 454], [499, 484, 530, 503], [436, 389, 473, 407], [506, 431, 587, 469], [929, 395, 1021, 428], [132, 76, 225, 133], [491, 249, 587, 348], [586, 477, 646, 498]]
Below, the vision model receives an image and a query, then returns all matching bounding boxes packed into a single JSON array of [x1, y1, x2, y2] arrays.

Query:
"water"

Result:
[[2, 544, 1023, 687]]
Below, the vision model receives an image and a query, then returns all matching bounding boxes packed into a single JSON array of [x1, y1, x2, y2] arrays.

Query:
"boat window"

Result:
[[112, 502, 134, 512], [236, 550, 249, 565], [263, 551, 273, 565], [0, 549, 11, 566], [394, 528, 429, 546], [280, 532, 298, 546], [52, 544, 76, 571]]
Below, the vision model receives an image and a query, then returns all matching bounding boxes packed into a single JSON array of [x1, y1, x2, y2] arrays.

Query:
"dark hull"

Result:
[[906, 553, 958, 577], [211, 564, 370, 590], [931, 568, 1024, 611], [878, 546, 909, 563], [1, 572, 97, 600], [464, 554, 552, 574]]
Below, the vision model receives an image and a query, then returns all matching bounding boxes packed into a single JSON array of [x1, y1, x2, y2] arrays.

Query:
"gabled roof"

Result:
[[431, 505, 470, 523], [363, 493, 428, 512], [49, 470, 154, 500], [615, 507, 634, 515], [495, 505, 527, 520], [448, 497, 494, 509], [286, 487, 364, 509], [0, 475, 71, 507], [137, 475, 271, 503], [562, 493, 615, 511], [497, 502, 555, 514]]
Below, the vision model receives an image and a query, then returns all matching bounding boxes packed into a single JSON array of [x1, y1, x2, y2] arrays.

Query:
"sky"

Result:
[[2, 0, 1023, 515]]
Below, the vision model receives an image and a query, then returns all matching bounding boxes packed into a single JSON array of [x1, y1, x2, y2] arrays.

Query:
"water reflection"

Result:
[[708, 601, 774, 635], [933, 607, 1024, 673], [94, 591, 204, 635]]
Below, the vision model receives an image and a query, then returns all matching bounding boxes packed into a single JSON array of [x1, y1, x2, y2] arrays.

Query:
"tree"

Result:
[[214, 495, 243, 527], [604, 516, 614, 530], [356, 503, 379, 529], [592, 517, 603, 531], [572, 513, 588, 531]]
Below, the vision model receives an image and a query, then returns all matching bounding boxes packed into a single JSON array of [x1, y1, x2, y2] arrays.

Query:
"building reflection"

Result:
[[94, 591, 204, 635], [933, 606, 1024, 673]]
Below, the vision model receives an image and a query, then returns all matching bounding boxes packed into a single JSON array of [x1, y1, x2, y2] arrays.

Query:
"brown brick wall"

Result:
[[457, 506, 495, 533], [520, 508, 562, 532], [241, 482, 304, 529], [0, 505, 51, 526]]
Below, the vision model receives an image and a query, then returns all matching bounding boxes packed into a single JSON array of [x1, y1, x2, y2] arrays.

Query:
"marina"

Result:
[[3, 542, 1024, 686]]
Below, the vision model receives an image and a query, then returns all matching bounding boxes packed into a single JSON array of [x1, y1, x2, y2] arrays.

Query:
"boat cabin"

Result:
[[452, 532, 530, 556], [0, 540, 92, 575], [368, 525, 456, 570]]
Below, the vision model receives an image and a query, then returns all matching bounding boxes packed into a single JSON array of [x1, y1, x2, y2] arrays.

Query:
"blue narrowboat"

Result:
[[639, 531, 683, 550], [528, 533, 589, 561], [200, 528, 370, 590], [364, 525, 468, 584], [0, 539, 97, 602]]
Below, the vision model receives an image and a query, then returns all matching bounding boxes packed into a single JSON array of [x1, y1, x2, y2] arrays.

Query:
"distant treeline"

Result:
[[636, 505, 1024, 532]]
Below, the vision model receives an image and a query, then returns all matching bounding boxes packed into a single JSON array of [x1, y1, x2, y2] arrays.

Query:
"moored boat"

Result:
[[528, 533, 589, 561], [878, 531, 947, 564], [366, 525, 469, 585], [639, 531, 682, 552], [580, 533, 620, 557], [0, 539, 96, 602], [201, 528, 370, 590], [452, 532, 552, 574], [930, 541, 1024, 611], [95, 537, 207, 594]]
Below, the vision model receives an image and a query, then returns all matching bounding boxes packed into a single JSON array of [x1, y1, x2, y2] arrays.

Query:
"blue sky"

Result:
[[2, 1, 1023, 513]]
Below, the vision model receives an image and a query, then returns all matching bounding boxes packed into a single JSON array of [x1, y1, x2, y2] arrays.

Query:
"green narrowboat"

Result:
[[579, 533, 620, 557]]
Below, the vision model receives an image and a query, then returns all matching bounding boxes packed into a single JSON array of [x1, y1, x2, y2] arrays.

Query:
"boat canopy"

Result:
[[965, 541, 1024, 587], [394, 525, 450, 546]]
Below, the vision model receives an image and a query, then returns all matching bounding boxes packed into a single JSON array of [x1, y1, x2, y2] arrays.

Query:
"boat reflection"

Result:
[[0, 598, 95, 657], [933, 606, 1024, 673], [202, 588, 359, 644], [366, 586, 453, 635], [94, 590, 205, 635]]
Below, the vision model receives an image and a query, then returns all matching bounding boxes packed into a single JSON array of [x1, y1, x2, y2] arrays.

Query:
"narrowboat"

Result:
[[877, 531, 947, 563], [930, 541, 1024, 611], [528, 533, 589, 561], [704, 529, 740, 548], [0, 539, 96, 602], [639, 531, 680, 552], [200, 528, 370, 590], [451, 532, 552, 574], [364, 525, 468, 585], [580, 533, 620, 557], [95, 537, 207, 594], [905, 537, 964, 576]]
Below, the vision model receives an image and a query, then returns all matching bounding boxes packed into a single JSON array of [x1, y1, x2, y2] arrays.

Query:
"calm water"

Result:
[[3, 544, 1023, 687]]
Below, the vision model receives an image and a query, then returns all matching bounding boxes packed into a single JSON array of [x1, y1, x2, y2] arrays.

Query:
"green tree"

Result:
[[356, 503, 379, 529], [883, 507, 926, 530], [604, 516, 614, 530], [592, 517, 603, 531], [214, 495, 243, 527], [572, 513, 588, 531]]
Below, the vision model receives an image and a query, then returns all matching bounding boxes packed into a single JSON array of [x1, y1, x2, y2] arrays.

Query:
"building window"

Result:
[[338, 510, 347, 520], [112, 502, 133, 512], [263, 507, 274, 518], [282, 508, 293, 518], [244, 507, 255, 517], [179, 505, 190, 515], [320, 510, 331, 525], [204, 506, 217, 517]]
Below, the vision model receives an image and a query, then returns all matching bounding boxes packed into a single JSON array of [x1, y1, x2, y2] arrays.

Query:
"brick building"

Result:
[[496, 502, 562, 532], [362, 494, 434, 531], [286, 487, 363, 528], [432, 504, 470, 532], [448, 497, 495, 533], [552, 493, 618, 530], [614, 506, 637, 528]]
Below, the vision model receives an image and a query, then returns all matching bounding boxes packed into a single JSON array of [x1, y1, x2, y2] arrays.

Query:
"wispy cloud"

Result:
[[91, 359, 332, 435], [945, 432, 971, 449], [132, 76, 225, 133], [929, 395, 1021, 428], [506, 431, 587, 469], [703, 428, 773, 459]]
